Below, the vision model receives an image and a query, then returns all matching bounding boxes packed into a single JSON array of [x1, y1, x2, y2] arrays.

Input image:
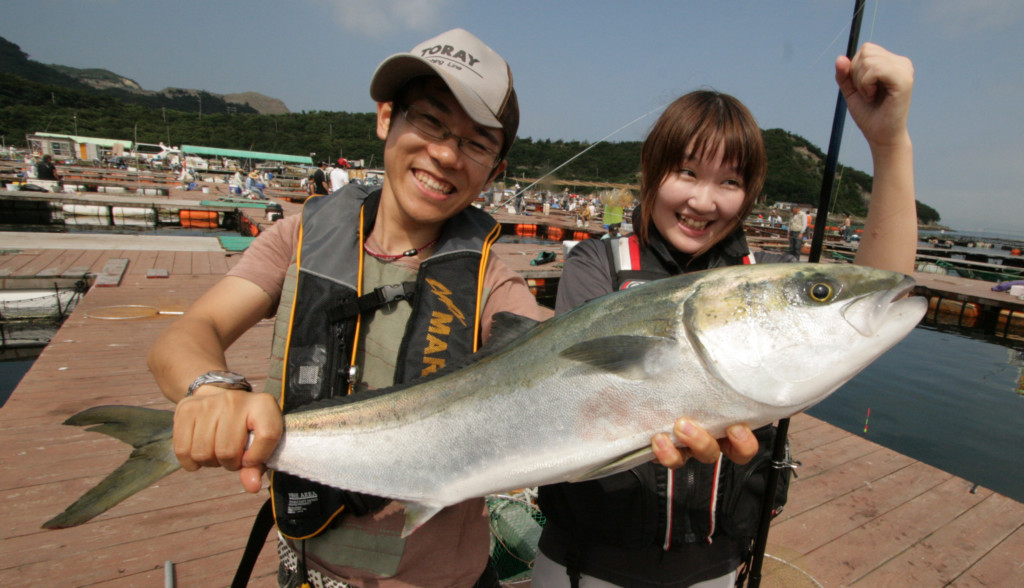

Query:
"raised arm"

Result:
[[838, 43, 917, 274]]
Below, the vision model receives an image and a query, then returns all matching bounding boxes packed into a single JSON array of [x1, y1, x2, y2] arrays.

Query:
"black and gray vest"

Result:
[[269, 184, 500, 539]]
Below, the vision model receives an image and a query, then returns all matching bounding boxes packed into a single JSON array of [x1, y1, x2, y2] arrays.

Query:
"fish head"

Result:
[[682, 263, 927, 412]]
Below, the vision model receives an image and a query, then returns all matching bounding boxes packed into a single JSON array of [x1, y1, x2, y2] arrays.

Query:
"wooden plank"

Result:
[[773, 447, 918, 524], [61, 248, 104, 277], [172, 251, 193, 275], [771, 461, 954, 554], [92, 258, 129, 287], [853, 491, 1024, 586], [190, 250, 213, 275], [128, 249, 160, 275], [949, 522, 1024, 587], [9, 248, 63, 276]]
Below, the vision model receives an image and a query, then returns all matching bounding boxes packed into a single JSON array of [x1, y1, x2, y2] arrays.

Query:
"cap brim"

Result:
[[369, 54, 502, 129]]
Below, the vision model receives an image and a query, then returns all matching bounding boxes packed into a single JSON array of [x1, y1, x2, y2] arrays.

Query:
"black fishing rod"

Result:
[[745, 1, 866, 586]]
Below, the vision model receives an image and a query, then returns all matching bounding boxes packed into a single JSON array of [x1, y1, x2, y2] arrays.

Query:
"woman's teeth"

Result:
[[677, 214, 710, 230]]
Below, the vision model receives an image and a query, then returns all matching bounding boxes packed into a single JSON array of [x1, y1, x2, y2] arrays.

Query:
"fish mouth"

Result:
[[841, 274, 925, 337]]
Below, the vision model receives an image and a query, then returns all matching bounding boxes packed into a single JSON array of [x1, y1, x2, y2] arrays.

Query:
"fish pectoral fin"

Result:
[[560, 335, 678, 380], [572, 447, 656, 482], [401, 502, 444, 538]]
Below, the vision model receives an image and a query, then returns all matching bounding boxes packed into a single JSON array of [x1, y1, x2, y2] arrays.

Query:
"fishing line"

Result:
[[500, 1, 882, 217], [492, 104, 665, 211], [813, 0, 874, 64], [763, 553, 825, 588]]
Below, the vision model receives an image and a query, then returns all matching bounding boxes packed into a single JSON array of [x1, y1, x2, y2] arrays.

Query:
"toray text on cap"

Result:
[[419, 45, 481, 68]]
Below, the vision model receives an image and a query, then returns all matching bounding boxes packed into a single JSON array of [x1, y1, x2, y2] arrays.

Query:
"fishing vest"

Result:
[[604, 231, 756, 291], [268, 184, 499, 541], [538, 229, 791, 563]]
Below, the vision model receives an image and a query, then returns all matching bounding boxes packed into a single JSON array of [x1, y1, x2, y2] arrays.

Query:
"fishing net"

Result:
[[487, 490, 546, 584]]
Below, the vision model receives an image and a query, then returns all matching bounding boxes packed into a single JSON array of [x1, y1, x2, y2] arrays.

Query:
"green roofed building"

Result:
[[181, 145, 312, 166]]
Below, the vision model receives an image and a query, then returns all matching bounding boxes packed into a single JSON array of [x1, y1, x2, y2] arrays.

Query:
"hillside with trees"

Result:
[[0, 36, 939, 223]]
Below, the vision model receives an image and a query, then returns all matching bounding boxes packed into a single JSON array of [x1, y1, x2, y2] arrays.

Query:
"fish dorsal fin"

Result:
[[559, 335, 678, 380], [485, 311, 542, 352], [572, 446, 657, 482]]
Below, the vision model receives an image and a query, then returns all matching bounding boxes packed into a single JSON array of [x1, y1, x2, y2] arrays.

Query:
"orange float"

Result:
[[515, 224, 537, 237], [179, 209, 219, 229]]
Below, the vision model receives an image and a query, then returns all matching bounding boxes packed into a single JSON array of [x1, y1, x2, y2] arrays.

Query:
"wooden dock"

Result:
[[1, 193, 1023, 584]]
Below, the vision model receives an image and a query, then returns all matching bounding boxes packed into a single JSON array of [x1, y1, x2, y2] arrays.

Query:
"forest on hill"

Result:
[[0, 36, 940, 223]]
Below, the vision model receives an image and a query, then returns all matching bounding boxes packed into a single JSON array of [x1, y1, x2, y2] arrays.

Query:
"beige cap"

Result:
[[370, 28, 519, 158]]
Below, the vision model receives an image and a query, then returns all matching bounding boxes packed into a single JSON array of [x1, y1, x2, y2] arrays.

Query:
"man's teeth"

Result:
[[416, 172, 454, 194], [677, 214, 710, 230]]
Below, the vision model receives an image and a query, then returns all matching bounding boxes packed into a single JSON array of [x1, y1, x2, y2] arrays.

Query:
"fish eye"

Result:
[[809, 282, 834, 302]]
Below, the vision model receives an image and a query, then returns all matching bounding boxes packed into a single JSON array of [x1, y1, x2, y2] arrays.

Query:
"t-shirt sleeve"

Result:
[[226, 214, 300, 307], [479, 254, 545, 344], [554, 239, 614, 315]]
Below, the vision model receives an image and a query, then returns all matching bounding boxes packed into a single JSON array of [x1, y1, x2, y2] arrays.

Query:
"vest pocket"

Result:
[[715, 425, 792, 540], [540, 468, 659, 550]]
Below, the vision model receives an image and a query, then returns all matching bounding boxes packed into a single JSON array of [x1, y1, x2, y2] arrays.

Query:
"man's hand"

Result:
[[172, 388, 283, 493]]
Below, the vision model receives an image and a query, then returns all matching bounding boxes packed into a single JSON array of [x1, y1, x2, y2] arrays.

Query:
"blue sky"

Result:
[[2, 0, 1021, 236]]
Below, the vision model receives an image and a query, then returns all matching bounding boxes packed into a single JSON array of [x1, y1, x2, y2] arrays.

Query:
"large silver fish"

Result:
[[44, 263, 926, 533]]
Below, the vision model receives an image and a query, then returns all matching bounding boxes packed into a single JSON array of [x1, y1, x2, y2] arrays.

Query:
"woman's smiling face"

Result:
[[651, 140, 747, 255]]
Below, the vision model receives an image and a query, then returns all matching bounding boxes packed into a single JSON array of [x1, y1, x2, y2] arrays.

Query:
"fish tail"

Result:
[[42, 405, 179, 529]]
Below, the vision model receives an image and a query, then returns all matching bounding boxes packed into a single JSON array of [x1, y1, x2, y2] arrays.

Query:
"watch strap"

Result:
[[186, 370, 253, 397]]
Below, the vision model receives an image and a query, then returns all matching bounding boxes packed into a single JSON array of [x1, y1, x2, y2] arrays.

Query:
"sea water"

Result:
[[2, 325, 1022, 502], [808, 324, 1024, 503]]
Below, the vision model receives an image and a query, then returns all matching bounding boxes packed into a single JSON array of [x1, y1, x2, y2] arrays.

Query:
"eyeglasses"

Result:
[[399, 104, 501, 168]]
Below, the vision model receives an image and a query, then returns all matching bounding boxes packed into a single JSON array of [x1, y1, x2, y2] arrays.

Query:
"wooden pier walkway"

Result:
[[1, 214, 1023, 584]]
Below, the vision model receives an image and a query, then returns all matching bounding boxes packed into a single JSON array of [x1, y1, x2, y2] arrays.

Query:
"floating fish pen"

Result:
[[0, 279, 90, 360], [920, 295, 1024, 341], [501, 221, 598, 242], [0, 196, 257, 235]]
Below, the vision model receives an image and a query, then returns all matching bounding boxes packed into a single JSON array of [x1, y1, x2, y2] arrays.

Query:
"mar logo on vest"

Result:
[[421, 278, 468, 377]]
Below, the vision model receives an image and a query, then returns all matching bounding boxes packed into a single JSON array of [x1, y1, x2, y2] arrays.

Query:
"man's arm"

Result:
[[147, 276, 283, 493]]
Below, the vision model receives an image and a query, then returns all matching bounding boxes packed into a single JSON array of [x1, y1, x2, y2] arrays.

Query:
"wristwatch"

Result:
[[186, 370, 253, 397]]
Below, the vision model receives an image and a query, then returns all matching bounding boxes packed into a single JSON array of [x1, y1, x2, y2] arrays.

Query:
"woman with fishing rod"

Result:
[[533, 42, 916, 588]]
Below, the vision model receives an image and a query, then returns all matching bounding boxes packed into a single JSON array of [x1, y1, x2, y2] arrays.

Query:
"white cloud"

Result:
[[324, 0, 453, 39]]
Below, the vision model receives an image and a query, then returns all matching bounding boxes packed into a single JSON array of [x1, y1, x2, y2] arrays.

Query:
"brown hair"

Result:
[[637, 90, 766, 252]]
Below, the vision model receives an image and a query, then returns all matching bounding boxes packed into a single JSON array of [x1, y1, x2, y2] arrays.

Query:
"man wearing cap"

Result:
[[330, 158, 350, 192], [148, 29, 541, 587]]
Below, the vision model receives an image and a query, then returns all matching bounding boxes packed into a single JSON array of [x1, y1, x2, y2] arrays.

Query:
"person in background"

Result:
[[601, 223, 621, 240], [245, 170, 267, 200], [35, 154, 61, 181], [148, 28, 541, 587], [533, 42, 916, 588], [788, 206, 808, 258], [330, 158, 350, 192], [843, 213, 854, 242], [311, 160, 330, 195]]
